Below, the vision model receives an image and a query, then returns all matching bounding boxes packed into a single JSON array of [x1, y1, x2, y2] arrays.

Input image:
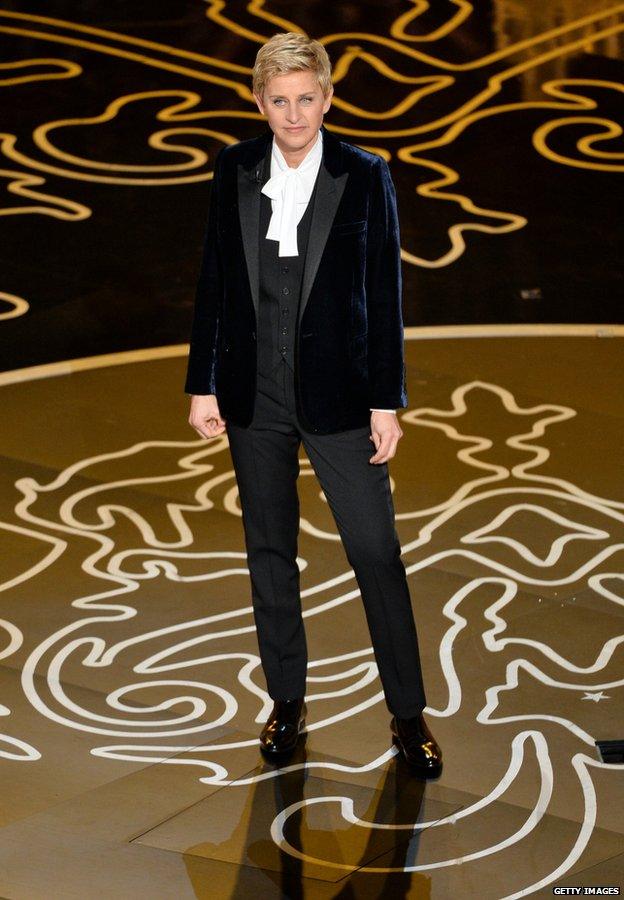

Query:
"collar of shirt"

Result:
[[261, 128, 323, 257]]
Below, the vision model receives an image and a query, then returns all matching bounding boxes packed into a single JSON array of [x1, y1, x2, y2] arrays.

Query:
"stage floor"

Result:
[[0, 331, 622, 898]]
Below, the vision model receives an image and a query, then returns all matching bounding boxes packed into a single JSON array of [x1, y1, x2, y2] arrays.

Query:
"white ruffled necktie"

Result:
[[261, 129, 323, 257]]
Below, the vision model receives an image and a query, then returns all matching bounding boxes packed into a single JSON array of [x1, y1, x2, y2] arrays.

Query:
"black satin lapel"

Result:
[[299, 165, 348, 327], [237, 163, 261, 317]]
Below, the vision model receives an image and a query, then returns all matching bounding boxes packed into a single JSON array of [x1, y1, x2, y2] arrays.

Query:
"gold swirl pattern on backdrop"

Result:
[[0, 3, 622, 272]]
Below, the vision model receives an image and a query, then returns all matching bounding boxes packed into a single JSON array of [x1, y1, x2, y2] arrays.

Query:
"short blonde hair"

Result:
[[252, 32, 333, 99]]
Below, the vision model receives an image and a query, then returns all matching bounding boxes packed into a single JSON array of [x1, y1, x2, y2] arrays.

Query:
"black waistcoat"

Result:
[[257, 149, 319, 376]]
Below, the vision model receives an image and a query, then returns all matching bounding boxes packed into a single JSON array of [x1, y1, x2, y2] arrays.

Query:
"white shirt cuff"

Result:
[[370, 408, 397, 414]]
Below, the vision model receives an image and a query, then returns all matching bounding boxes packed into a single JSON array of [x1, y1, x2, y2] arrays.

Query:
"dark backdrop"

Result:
[[1, 1, 622, 371]]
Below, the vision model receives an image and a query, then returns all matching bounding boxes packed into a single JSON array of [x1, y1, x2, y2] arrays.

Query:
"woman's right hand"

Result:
[[188, 394, 227, 438]]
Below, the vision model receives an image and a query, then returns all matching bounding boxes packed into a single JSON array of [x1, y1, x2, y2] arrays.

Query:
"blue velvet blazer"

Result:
[[184, 123, 407, 434]]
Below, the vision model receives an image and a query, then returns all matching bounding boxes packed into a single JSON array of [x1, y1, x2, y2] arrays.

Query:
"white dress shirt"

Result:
[[262, 129, 396, 415], [261, 128, 323, 257]]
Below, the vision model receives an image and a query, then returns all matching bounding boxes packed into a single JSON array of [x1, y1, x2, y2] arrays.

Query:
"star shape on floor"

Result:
[[581, 691, 611, 702]]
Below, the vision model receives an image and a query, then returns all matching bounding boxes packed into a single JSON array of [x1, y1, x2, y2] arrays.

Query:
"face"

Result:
[[254, 69, 333, 164]]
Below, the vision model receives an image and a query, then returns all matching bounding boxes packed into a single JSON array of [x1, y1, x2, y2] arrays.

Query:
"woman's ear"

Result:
[[253, 91, 266, 116], [323, 85, 334, 114]]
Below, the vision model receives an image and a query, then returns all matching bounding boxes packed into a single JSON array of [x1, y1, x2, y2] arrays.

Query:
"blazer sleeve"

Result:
[[183, 145, 225, 395], [364, 156, 408, 410]]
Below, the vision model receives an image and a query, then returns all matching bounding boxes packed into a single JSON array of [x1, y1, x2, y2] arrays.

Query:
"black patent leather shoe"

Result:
[[390, 712, 443, 777], [259, 697, 306, 755]]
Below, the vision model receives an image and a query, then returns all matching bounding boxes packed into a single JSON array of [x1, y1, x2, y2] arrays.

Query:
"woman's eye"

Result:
[[273, 98, 313, 105]]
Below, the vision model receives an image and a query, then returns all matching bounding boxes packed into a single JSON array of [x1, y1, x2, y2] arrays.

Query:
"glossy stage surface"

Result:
[[0, 331, 623, 898], [1, 1, 623, 896]]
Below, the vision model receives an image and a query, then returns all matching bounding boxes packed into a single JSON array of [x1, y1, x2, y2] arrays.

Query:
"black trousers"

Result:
[[225, 359, 427, 719]]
